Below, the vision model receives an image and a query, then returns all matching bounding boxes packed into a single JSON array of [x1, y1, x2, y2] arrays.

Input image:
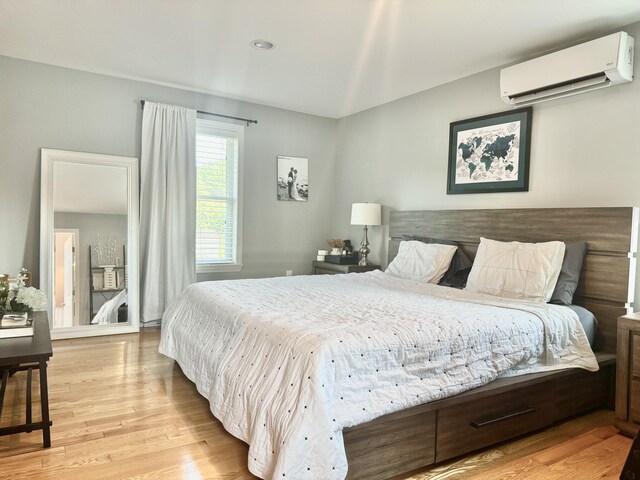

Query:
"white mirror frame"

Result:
[[40, 148, 140, 339]]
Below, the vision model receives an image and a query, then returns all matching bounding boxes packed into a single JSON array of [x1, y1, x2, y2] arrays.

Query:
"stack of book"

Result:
[[0, 312, 34, 339], [324, 254, 359, 265]]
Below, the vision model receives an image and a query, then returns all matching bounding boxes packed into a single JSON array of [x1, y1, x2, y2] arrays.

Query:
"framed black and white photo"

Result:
[[277, 156, 309, 202], [447, 107, 532, 194]]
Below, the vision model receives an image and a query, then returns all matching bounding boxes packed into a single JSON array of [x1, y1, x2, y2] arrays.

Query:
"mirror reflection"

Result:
[[52, 161, 129, 328]]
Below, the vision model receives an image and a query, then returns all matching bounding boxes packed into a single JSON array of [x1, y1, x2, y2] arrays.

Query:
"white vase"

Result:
[[330, 248, 341, 255]]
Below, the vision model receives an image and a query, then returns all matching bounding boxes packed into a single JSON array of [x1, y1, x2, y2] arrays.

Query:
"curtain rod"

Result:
[[140, 100, 257, 126]]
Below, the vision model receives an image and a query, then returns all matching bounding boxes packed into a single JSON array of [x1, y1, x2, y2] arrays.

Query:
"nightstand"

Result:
[[312, 261, 380, 275], [616, 312, 640, 437]]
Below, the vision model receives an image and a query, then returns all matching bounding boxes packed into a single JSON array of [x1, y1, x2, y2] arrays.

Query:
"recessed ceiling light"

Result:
[[251, 39, 275, 50]]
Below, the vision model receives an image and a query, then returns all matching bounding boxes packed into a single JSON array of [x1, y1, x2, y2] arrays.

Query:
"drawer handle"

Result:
[[470, 405, 536, 429]]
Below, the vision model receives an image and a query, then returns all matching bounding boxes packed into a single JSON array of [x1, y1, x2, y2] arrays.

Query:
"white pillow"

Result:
[[465, 237, 565, 302], [386, 241, 458, 284]]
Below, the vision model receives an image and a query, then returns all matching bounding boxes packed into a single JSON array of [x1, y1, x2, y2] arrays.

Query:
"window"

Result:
[[195, 117, 244, 272]]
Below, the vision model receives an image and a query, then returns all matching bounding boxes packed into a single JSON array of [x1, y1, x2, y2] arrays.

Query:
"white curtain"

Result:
[[140, 102, 197, 323]]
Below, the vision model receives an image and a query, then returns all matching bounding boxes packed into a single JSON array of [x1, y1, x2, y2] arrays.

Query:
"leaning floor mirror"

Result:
[[40, 149, 139, 339]]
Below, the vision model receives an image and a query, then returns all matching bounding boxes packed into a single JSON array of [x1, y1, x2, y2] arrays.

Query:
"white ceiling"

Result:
[[1, 0, 640, 118], [54, 162, 128, 215]]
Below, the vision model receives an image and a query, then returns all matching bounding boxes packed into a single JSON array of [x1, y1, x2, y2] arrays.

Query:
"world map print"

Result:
[[455, 120, 520, 184]]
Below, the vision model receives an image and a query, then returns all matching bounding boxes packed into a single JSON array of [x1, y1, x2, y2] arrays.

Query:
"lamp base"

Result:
[[358, 227, 371, 266], [358, 243, 371, 267]]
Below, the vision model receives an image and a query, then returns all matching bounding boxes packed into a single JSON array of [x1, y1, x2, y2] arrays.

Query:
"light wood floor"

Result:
[[0, 328, 632, 480]]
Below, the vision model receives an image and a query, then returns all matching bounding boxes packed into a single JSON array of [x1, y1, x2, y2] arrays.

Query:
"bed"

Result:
[[159, 207, 638, 480]]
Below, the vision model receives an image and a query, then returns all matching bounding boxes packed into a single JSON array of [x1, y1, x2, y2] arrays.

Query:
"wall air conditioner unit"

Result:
[[501, 31, 634, 106]]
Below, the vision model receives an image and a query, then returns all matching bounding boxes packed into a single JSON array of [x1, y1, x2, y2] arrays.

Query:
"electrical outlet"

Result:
[[286, 270, 293, 276]]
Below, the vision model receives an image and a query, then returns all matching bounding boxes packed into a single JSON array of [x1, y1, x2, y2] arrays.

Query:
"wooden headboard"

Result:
[[388, 207, 638, 353]]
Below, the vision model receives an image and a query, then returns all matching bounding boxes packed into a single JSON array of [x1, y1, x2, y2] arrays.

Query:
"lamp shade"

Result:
[[351, 203, 382, 226]]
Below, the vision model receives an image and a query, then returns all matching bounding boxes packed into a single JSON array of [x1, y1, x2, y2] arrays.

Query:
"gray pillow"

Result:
[[401, 235, 472, 287], [549, 242, 587, 305]]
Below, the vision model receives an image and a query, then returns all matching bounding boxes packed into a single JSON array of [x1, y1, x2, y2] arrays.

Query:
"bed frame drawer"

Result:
[[344, 409, 436, 480], [435, 384, 553, 462]]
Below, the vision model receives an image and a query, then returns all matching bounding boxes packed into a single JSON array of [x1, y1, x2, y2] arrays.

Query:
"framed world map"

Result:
[[447, 107, 532, 194]]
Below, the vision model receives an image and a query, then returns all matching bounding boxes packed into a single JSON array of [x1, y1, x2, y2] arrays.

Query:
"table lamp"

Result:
[[351, 203, 382, 266]]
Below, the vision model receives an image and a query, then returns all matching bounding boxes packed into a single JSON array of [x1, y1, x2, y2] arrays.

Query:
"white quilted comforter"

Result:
[[159, 270, 597, 480]]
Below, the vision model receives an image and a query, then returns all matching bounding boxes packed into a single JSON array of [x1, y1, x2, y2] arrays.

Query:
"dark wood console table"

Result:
[[0, 312, 52, 447]]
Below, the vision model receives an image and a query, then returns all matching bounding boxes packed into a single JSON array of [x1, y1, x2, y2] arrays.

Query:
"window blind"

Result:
[[195, 118, 242, 268]]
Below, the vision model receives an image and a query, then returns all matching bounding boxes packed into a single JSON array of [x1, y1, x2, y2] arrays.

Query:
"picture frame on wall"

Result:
[[277, 156, 309, 202], [447, 107, 532, 194]]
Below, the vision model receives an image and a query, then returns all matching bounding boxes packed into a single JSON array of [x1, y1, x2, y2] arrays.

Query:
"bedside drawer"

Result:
[[436, 384, 553, 462], [312, 261, 380, 275], [314, 267, 342, 275], [630, 380, 640, 422], [632, 334, 640, 377]]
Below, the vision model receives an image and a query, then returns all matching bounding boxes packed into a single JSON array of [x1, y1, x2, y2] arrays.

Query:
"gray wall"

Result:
[[4, 21, 640, 304], [0, 55, 337, 286], [333, 21, 640, 273], [54, 212, 127, 325]]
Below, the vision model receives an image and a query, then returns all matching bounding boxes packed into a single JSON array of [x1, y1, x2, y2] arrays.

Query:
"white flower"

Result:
[[16, 268, 28, 288], [15, 287, 47, 311]]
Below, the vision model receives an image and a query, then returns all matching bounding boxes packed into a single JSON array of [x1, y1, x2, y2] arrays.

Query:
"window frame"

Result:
[[195, 117, 244, 274]]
